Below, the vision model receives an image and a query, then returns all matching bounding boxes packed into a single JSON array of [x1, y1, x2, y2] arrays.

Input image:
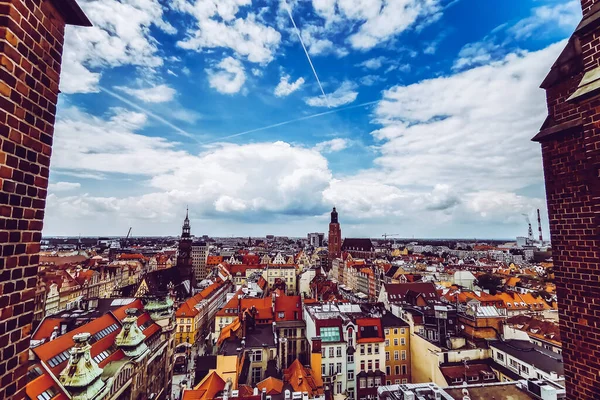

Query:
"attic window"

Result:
[[37, 387, 58, 400]]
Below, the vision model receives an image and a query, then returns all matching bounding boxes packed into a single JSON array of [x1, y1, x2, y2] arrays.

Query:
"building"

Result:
[[382, 312, 411, 385], [308, 232, 325, 247], [341, 238, 376, 259], [177, 208, 195, 289], [192, 241, 210, 283], [328, 207, 342, 268], [532, 2, 600, 397], [273, 294, 308, 370], [26, 297, 176, 400], [490, 340, 564, 382]]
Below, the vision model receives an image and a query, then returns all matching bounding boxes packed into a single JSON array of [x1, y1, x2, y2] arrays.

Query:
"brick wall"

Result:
[[0, 1, 88, 399], [536, 2, 600, 398]]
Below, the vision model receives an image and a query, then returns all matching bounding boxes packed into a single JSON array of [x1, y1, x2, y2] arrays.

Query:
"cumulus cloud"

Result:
[[173, 0, 281, 64], [314, 138, 349, 153], [115, 84, 177, 103], [356, 56, 387, 70], [274, 74, 305, 97], [61, 0, 176, 93], [305, 81, 358, 107], [48, 182, 82, 192], [509, 1, 580, 40], [206, 57, 247, 94], [311, 0, 443, 50]]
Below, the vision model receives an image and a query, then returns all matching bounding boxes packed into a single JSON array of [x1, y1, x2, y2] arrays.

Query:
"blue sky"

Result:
[[44, 0, 580, 239]]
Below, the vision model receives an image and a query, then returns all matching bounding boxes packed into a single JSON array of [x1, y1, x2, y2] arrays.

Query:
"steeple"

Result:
[[182, 206, 191, 239], [330, 207, 338, 224]]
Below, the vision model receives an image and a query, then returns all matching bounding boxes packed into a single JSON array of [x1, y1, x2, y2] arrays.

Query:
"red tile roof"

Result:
[[274, 295, 302, 321]]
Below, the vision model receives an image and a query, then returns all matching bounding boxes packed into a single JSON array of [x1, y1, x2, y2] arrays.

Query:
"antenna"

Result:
[[537, 209, 543, 243]]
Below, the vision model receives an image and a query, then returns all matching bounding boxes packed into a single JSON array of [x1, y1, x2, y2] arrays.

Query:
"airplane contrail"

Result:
[[99, 86, 198, 141], [203, 99, 381, 144], [284, 1, 330, 108]]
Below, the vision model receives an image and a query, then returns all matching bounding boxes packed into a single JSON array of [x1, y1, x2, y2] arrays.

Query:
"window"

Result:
[[402, 365, 407, 375], [395, 379, 401, 384], [386, 352, 390, 361], [360, 345, 365, 355], [521, 365, 529, 375], [386, 380, 391, 385], [386, 366, 391, 375], [395, 365, 400, 375], [367, 378, 374, 388], [402, 379, 408, 384], [337, 346, 342, 357], [385, 339, 390, 347], [385, 329, 390, 335], [375, 360, 380, 370], [348, 370, 354, 380], [401, 328, 406, 335], [336, 382, 342, 394], [359, 379, 366, 389], [394, 338, 399, 346], [251, 367, 262, 385], [320, 327, 340, 342], [468, 376, 478, 382], [360, 361, 365, 371], [496, 352, 504, 362], [367, 344, 372, 355], [401, 350, 406, 361], [337, 362, 342, 374], [322, 364, 326, 376], [252, 350, 262, 362], [375, 377, 381, 386], [368, 360, 372, 371], [278, 312, 285, 319], [394, 328, 398, 335], [186, 326, 190, 332], [509, 358, 519, 370], [394, 351, 399, 360], [400, 338, 406, 346], [347, 354, 354, 363], [375, 345, 379, 354], [322, 347, 326, 358], [329, 347, 334, 358], [329, 363, 335, 376]]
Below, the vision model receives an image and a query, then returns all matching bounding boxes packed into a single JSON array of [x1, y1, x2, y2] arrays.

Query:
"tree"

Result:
[[475, 273, 503, 294]]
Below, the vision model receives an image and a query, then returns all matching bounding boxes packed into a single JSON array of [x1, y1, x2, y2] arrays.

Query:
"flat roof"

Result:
[[444, 382, 536, 400], [490, 340, 564, 375]]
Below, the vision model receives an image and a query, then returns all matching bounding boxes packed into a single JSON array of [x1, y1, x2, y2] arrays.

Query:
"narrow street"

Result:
[[171, 342, 207, 400]]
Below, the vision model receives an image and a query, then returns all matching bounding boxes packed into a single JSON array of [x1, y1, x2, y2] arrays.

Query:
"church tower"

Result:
[[177, 207, 195, 289], [328, 207, 342, 268]]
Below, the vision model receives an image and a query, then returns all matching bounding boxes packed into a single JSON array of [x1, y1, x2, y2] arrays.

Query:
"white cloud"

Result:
[[170, 109, 202, 124], [274, 74, 305, 97], [359, 75, 386, 86], [48, 182, 82, 192], [115, 84, 177, 103], [314, 138, 349, 153], [206, 57, 247, 94], [61, 0, 176, 94], [453, 40, 503, 71], [167, 69, 178, 77], [299, 24, 349, 57], [182, 67, 191, 76], [305, 81, 358, 107], [311, 0, 443, 50], [509, 1, 580, 40], [252, 68, 263, 77], [174, 0, 281, 64], [356, 56, 387, 70]]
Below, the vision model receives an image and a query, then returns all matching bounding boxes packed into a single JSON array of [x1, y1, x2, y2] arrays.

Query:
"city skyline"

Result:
[[43, 0, 579, 237]]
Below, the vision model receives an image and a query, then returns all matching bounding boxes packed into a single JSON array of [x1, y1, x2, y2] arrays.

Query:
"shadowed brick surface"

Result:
[[0, 1, 68, 398], [536, 1, 600, 398]]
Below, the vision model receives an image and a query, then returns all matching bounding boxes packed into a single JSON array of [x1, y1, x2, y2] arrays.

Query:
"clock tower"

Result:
[[328, 207, 342, 269], [177, 207, 195, 290]]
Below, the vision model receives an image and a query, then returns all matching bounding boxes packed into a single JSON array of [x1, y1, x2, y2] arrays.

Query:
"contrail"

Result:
[[284, 1, 330, 107], [99, 86, 197, 141], [204, 99, 381, 144]]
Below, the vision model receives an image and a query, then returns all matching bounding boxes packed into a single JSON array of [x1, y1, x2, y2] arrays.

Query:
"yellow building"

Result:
[[391, 248, 409, 257], [383, 313, 411, 385]]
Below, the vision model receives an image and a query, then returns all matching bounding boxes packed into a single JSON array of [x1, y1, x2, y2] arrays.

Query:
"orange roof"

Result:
[[240, 297, 274, 321], [207, 256, 224, 265], [274, 295, 302, 321], [356, 317, 384, 343], [257, 377, 284, 394], [26, 367, 68, 400], [283, 359, 323, 396], [216, 289, 244, 317], [183, 371, 226, 400], [217, 317, 241, 346], [32, 317, 65, 341], [117, 253, 148, 261], [506, 277, 521, 287]]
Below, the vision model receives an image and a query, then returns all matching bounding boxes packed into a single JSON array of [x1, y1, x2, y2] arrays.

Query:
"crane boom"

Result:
[[382, 233, 399, 240]]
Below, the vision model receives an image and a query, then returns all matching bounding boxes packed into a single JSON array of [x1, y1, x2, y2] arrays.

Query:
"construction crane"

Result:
[[123, 227, 132, 248], [522, 214, 534, 243], [537, 209, 543, 243], [382, 233, 399, 240]]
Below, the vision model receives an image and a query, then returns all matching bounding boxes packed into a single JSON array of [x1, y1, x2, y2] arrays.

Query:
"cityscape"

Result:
[[0, 0, 599, 400]]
